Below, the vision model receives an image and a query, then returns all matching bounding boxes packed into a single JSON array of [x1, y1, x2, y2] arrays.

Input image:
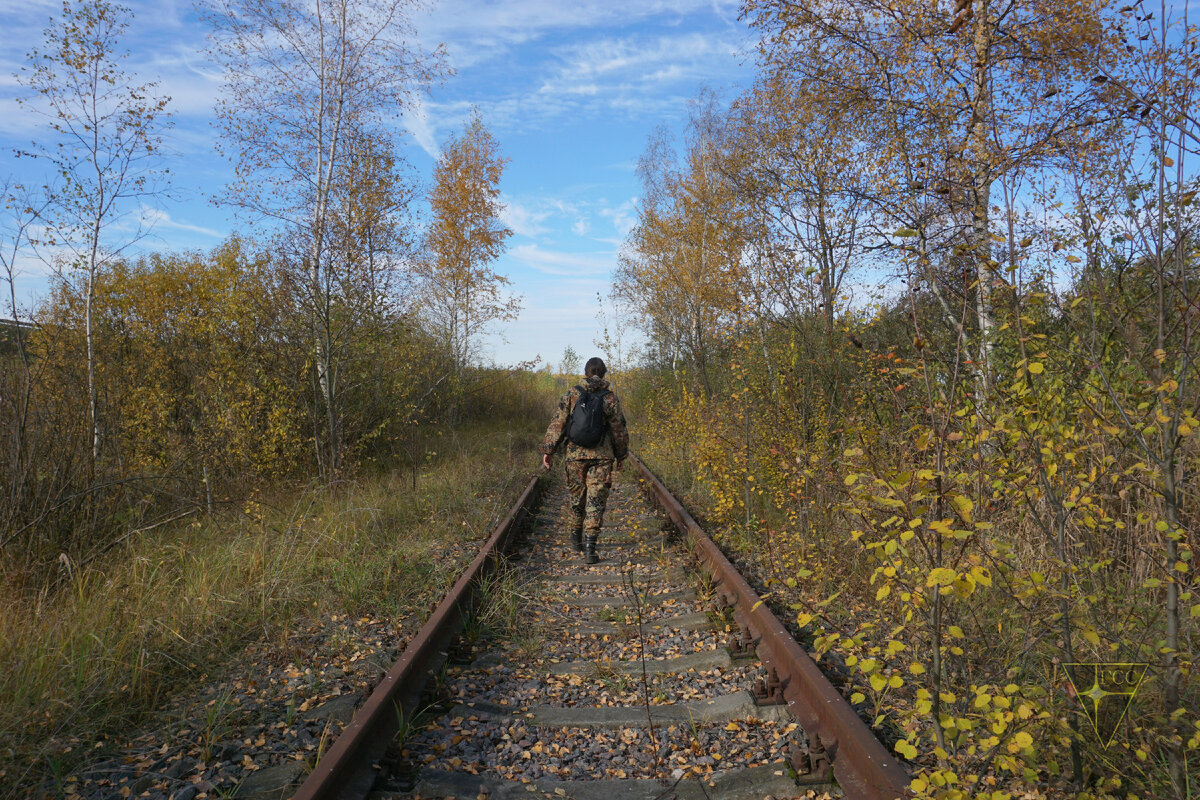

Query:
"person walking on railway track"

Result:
[[540, 356, 629, 563]]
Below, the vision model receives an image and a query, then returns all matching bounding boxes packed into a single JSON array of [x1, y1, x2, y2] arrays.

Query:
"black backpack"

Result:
[[565, 387, 610, 447]]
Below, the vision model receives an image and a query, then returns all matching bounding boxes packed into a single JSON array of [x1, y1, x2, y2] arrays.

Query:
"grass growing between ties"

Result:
[[462, 565, 543, 656], [0, 419, 544, 795]]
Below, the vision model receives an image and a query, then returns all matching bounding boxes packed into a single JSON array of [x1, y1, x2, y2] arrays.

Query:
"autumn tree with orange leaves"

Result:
[[416, 112, 518, 384]]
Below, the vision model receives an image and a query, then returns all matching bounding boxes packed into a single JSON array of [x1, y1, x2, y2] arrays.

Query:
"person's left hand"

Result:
[[542, 453, 553, 470]]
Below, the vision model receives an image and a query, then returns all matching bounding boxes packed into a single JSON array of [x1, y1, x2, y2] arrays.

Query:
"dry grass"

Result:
[[0, 418, 543, 793]]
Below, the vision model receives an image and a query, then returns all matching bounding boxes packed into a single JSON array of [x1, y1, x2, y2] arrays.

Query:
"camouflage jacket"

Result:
[[540, 377, 629, 462]]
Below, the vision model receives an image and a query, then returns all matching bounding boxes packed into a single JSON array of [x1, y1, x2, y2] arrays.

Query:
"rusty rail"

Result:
[[292, 472, 544, 800], [632, 455, 911, 800]]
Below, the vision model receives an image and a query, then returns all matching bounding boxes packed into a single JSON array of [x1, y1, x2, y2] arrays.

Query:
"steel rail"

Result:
[[292, 472, 544, 800], [631, 454, 911, 800]]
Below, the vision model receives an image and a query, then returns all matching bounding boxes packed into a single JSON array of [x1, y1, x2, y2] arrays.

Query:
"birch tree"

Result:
[[16, 0, 170, 470], [204, 0, 443, 473], [743, 0, 1115, 404], [616, 97, 745, 392], [416, 113, 518, 376]]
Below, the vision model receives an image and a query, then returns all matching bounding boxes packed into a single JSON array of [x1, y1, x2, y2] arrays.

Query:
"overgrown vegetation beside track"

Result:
[[0, 411, 550, 795], [630, 307, 1200, 799], [613, 2, 1200, 797], [0, 2, 552, 793]]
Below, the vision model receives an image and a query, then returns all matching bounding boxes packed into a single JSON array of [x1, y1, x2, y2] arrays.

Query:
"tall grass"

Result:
[[0, 416, 546, 794]]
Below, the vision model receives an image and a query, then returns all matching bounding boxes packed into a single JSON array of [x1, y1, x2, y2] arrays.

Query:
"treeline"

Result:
[[1, 237, 541, 578], [617, 1, 1197, 798]]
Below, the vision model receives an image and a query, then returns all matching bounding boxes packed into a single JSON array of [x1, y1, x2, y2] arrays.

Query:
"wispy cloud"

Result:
[[419, 0, 742, 70], [510, 244, 615, 276], [139, 206, 225, 239], [1, 240, 57, 287], [526, 32, 748, 123], [403, 96, 440, 159], [500, 198, 551, 237], [146, 47, 225, 119], [599, 198, 638, 237], [411, 0, 752, 133], [541, 33, 738, 93], [3, 0, 753, 367]]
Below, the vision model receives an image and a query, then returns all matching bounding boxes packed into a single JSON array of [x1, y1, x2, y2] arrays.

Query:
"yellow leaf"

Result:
[[1028, 362, 1044, 374], [927, 567, 957, 587], [870, 673, 888, 692], [950, 495, 974, 523]]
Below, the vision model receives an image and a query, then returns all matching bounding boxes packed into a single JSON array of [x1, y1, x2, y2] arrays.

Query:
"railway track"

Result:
[[295, 457, 909, 800]]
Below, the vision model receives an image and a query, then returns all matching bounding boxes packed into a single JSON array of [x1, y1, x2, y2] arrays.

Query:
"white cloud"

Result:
[[499, 198, 551, 237], [1, 241, 57, 287], [146, 47, 226, 119], [139, 206, 225, 239], [403, 96, 440, 159], [538, 33, 745, 98], [599, 198, 638, 237], [419, 0, 742, 71], [510, 244, 615, 276], [548, 199, 581, 216], [572, 218, 590, 236], [411, 0, 752, 130]]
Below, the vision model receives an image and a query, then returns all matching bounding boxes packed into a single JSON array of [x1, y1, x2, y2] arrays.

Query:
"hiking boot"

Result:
[[584, 535, 599, 564], [569, 529, 584, 553]]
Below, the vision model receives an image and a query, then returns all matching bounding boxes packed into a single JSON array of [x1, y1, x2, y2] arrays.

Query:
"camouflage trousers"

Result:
[[564, 459, 613, 536]]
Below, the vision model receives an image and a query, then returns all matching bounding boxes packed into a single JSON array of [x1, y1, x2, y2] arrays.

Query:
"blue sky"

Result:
[[1, 0, 757, 370]]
